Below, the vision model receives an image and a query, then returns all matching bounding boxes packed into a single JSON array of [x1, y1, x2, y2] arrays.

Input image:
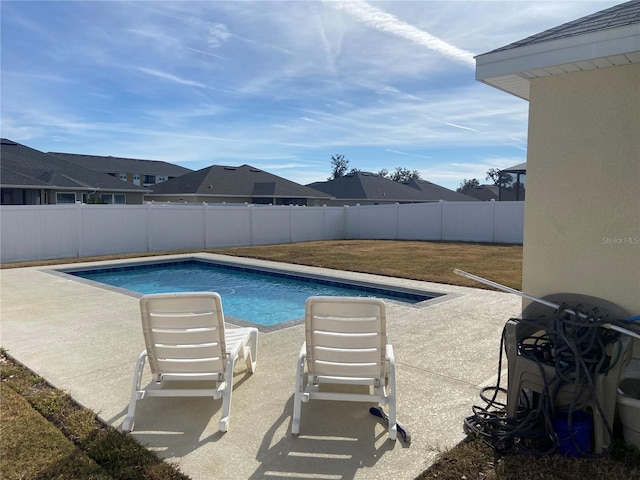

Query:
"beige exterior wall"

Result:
[[523, 62, 640, 353]]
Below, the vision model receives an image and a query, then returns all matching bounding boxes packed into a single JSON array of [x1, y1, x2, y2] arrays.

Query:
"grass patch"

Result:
[[1, 350, 190, 480], [208, 240, 523, 291], [1, 384, 112, 480], [417, 437, 640, 480]]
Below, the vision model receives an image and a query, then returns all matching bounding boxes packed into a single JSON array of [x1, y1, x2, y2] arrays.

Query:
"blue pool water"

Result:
[[68, 260, 432, 327]]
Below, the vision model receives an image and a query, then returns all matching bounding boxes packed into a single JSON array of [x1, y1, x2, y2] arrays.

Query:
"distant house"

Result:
[[50, 152, 192, 187], [0, 139, 149, 205], [307, 171, 476, 205], [403, 178, 479, 202], [499, 162, 526, 201], [145, 164, 333, 206], [457, 184, 499, 201]]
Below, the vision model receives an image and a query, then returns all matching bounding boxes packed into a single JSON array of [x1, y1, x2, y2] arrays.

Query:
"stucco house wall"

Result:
[[523, 62, 640, 351]]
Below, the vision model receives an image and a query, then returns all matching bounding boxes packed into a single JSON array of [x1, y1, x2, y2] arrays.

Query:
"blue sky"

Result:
[[1, 1, 621, 190]]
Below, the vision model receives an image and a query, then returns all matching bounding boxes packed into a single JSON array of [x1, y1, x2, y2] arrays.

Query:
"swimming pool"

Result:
[[64, 259, 435, 328]]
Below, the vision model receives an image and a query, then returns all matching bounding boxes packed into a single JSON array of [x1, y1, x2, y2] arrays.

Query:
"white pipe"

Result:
[[453, 269, 640, 341]]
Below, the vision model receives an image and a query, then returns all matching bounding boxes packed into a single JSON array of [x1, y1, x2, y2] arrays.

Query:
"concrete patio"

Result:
[[0, 253, 521, 479]]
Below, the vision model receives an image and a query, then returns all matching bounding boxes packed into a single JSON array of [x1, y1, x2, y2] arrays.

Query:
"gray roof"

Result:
[[403, 178, 479, 201], [460, 184, 500, 202], [0, 139, 148, 192], [308, 172, 473, 202], [149, 164, 332, 200], [488, 1, 640, 54], [502, 162, 527, 173], [50, 152, 192, 178]]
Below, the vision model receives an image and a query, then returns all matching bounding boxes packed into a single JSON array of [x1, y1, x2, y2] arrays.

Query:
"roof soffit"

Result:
[[476, 24, 640, 100]]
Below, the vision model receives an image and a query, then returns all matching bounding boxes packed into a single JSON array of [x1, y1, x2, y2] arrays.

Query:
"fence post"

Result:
[[146, 202, 153, 253], [439, 200, 444, 241], [249, 204, 254, 246], [491, 199, 496, 243], [203, 202, 208, 249], [76, 202, 84, 259]]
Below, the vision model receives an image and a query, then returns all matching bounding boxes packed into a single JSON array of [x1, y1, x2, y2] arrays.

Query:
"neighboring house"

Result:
[[307, 171, 476, 206], [402, 178, 480, 202], [476, 0, 639, 349], [499, 162, 526, 201], [145, 164, 333, 206], [0, 139, 149, 205], [460, 184, 499, 201], [50, 152, 192, 187]]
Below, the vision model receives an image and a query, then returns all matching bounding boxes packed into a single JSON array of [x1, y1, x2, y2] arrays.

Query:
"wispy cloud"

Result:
[[386, 149, 432, 160], [135, 67, 206, 88], [184, 46, 228, 60], [206, 23, 231, 48], [330, 0, 475, 67]]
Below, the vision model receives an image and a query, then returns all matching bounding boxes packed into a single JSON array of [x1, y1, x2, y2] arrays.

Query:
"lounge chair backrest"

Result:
[[140, 292, 226, 377], [305, 296, 387, 382]]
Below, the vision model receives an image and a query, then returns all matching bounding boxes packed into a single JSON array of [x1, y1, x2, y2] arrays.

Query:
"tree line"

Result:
[[329, 154, 421, 183]]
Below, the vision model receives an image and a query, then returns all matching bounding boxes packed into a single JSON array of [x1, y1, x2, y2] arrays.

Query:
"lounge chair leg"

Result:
[[122, 350, 147, 433], [291, 346, 306, 436], [291, 393, 301, 435], [247, 328, 258, 373], [218, 355, 236, 433]]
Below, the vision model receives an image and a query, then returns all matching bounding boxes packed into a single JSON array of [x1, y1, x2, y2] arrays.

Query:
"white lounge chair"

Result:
[[292, 296, 397, 440], [122, 292, 257, 433]]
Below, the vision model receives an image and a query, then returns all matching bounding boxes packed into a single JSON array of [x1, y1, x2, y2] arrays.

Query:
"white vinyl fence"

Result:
[[0, 201, 524, 263]]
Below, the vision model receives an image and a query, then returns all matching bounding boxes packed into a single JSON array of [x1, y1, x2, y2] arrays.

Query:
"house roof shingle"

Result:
[[49, 152, 193, 178], [488, 0, 640, 54], [149, 164, 332, 200], [461, 184, 500, 201], [0, 139, 148, 191], [307, 171, 474, 202], [403, 178, 479, 201]]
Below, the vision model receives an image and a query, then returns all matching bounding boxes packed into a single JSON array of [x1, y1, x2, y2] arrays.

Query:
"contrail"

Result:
[[136, 67, 206, 88], [331, 0, 475, 68]]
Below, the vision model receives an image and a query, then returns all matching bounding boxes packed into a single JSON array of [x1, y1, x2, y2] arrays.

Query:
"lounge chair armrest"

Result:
[[385, 344, 395, 363], [385, 344, 395, 389]]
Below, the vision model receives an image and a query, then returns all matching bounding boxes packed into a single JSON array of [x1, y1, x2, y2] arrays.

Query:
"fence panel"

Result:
[[291, 207, 325, 243], [323, 207, 346, 240], [0, 201, 524, 263], [397, 202, 443, 240], [205, 205, 252, 248], [442, 202, 495, 242], [354, 204, 399, 239], [79, 205, 148, 257], [494, 202, 525, 244], [250, 207, 292, 246], [1, 205, 79, 262], [148, 204, 206, 252]]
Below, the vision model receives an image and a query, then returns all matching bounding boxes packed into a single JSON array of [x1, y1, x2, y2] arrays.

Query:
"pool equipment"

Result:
[[456, 269, 639, 456], [617, 361, 640, 449]]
